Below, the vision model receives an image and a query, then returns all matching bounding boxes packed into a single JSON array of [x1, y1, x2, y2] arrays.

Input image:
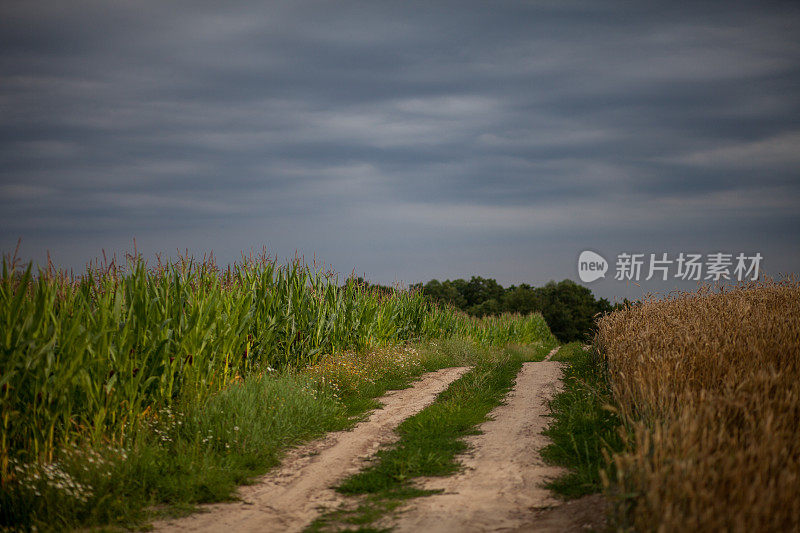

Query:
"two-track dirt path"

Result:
[[154, 366, 470, 533], [156, 348, 605, 532], [388, 346, 604, 533], [388, 348, 571, 532]]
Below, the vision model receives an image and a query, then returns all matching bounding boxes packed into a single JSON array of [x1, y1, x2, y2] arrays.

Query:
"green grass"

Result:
[[540, 341, 625, 498], [307, 341, 555, 532], [1, 248, 557, 531], [4, 371, 343, 530], [4, 337, 555, 531], [2, 346, 460, 531], [337, 361, 520, 494]]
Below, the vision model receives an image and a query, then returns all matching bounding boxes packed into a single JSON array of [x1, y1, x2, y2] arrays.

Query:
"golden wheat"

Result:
[[596, 279, 800, 532]]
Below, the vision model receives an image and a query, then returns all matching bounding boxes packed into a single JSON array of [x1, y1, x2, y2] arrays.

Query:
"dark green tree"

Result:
[[463, 276, 505, 308], [421, 279, 467, 309], [503, 283, 538, 315], [533, 280, 612, 342]]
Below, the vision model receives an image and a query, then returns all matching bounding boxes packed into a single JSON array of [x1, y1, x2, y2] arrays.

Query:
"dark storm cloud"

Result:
[[1, 0, 799, 297]]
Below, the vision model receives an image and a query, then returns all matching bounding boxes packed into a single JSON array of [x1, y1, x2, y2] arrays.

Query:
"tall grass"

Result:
[[0, 249, 552, 487], [596, 279, 800, 532], [0, 254, 412, 473], [457, 312, 555, 346]]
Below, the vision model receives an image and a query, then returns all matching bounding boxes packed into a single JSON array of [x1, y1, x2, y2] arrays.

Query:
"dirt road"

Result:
[[153, 366, 470, 533], [388, 355, 572, 532], [155, 348, 604, 532]]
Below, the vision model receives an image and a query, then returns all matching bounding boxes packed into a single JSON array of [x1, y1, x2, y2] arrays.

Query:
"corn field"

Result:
[[0, 250, 552, 483], [596, 279, 800, 532]]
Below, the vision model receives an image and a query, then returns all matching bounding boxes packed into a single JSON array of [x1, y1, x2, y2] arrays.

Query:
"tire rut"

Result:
[[153, 366, 470, 533], [389, 355, 567, 532]]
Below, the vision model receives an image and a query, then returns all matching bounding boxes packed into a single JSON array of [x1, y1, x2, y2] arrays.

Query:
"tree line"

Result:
[[410, 277, 615, 343]]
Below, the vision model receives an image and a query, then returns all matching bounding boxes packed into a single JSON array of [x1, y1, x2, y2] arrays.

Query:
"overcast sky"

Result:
[[1, 0, 798, 300]]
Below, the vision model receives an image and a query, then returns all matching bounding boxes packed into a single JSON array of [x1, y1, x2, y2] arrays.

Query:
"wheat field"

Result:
[[596, 279, 800, 532]]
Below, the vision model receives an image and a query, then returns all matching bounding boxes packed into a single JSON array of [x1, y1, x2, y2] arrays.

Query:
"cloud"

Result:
[[0, 184, 58, 200], [1, 0, 799, 298], [666, 132, 800, 170]]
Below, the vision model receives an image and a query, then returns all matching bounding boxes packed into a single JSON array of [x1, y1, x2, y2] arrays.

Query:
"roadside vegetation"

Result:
[[418, 277, 611, 342], [0, 249, 555, 531], [308, 340, 556, 532], [540, 342, 624, 499], [544, 279, 800, 532]]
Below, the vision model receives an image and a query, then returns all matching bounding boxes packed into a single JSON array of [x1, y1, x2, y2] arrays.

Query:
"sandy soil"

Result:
[[512, 493, 607, 532], [389, 349, 598, 533], [153, 366, 470, 533], [545, 345, 559, 362]]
